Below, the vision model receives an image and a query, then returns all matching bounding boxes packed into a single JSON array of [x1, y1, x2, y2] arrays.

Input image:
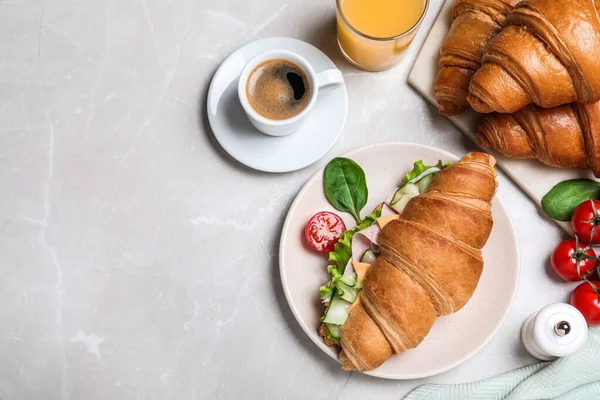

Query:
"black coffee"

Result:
[[246, 59, 311, 120]]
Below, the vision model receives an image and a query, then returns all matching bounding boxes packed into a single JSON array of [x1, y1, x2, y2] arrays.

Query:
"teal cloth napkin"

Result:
[[405, 328, 600, 400]]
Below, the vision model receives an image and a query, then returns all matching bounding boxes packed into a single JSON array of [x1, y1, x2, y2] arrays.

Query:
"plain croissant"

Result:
[[436, 0, 518, 116], [339, 153, 497, 371], [468, 0, 600, 114], [475, 102, 600, 177]]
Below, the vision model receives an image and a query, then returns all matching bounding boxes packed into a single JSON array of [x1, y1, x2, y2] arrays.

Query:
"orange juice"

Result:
[[336, 0, 427, 71]]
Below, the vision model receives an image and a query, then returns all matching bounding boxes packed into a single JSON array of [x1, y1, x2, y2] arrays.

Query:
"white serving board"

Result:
[[408, 0, 594, 232]]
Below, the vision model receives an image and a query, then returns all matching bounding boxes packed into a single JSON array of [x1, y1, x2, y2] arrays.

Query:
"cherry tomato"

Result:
[[304, 211, 346, 253], [550, 239, 597, 281], [570, 281, 600, 326], [571, 200, 600, 244]]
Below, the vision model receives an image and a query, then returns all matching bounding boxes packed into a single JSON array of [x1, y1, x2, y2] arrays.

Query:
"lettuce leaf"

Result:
[[403, 160, 451, 185], [327, 230, 354, 269], [319, 208, 381, 300]]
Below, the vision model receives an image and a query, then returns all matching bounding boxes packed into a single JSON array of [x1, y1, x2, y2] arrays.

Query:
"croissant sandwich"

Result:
[[468, 0, 600, 114], [475, 102, 600, 177], [317, 153, 497, 372], [436, 0, 519, 116]]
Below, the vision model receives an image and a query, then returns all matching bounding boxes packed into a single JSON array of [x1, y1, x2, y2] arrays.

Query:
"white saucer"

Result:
[[207, 37, 348, 173]]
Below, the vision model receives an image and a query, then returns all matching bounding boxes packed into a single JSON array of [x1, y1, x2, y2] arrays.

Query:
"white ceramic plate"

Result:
[[207, 37, 348, 173], [407, 0, 591, 233], [279, 142, 520, 379]]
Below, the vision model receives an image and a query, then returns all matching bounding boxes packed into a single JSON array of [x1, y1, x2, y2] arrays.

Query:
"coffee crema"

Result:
[[246, 59, 311, 120]]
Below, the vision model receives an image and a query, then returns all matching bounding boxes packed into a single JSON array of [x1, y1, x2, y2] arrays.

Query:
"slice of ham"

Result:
[[342, 257, 354, 276], [352, 223, 381, 262], [343, 206, 397, 277], [380, 203, 398, 216]]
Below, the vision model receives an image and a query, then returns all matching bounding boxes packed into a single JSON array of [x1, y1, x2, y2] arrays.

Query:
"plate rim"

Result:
[[279, 141, 520, 379], [206, 36, 349, 173]]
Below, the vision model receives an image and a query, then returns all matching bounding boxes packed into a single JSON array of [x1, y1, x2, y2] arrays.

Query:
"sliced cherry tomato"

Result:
[[304, 211, 346, 253], [571, 200, 600, 244], [550, 239, 597, 282], [570, 281, 600, 326]]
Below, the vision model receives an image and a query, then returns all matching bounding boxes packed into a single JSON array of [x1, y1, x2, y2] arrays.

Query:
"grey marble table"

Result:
[[0, 0, 572, 399]]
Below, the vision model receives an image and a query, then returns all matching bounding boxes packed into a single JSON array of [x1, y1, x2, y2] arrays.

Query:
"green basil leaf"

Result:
[[542, 179, 600, 221], [323, 157, 368, 223]]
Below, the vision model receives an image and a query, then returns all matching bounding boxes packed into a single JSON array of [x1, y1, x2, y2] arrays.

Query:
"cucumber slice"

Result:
[[354, 276, 363, 289], [341, 272, 363, 289], [417, 174, 434, 193], [390, 183, 419, 205], [390, 184, 419, 213], [337, 281, 359, 303], [342, 271, 363, 289], [360, 249, 377, 264], [321, 294, 351, 325], [408, 167, 440, 185], [325, 323, 341, 340], [339, 289, 357, 303], [340, 272, 358, 287]]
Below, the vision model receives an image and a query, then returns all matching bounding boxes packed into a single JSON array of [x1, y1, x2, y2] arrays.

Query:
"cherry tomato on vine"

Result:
[[551, 239, 597, 282], [570, 281, 600, 326], [571, 200, 600, 244], [304, 211, 346, 253]]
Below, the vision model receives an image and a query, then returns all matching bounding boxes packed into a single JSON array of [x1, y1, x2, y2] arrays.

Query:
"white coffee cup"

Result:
[[238, 49, 344, 136]]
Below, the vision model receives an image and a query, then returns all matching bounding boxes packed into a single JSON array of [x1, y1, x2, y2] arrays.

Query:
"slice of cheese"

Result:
[[352, 261, 372, 283], [377, 214, 400, 229]]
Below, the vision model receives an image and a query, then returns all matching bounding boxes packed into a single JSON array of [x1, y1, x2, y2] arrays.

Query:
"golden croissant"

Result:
[[468, 0, 600, 114], [436, 0, 518, 116], [475, 102, 600, 177], [339, 153, 497, 371]]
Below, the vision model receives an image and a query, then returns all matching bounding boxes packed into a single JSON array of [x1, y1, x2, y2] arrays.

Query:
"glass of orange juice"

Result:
[[336, 0, 429, 72]]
